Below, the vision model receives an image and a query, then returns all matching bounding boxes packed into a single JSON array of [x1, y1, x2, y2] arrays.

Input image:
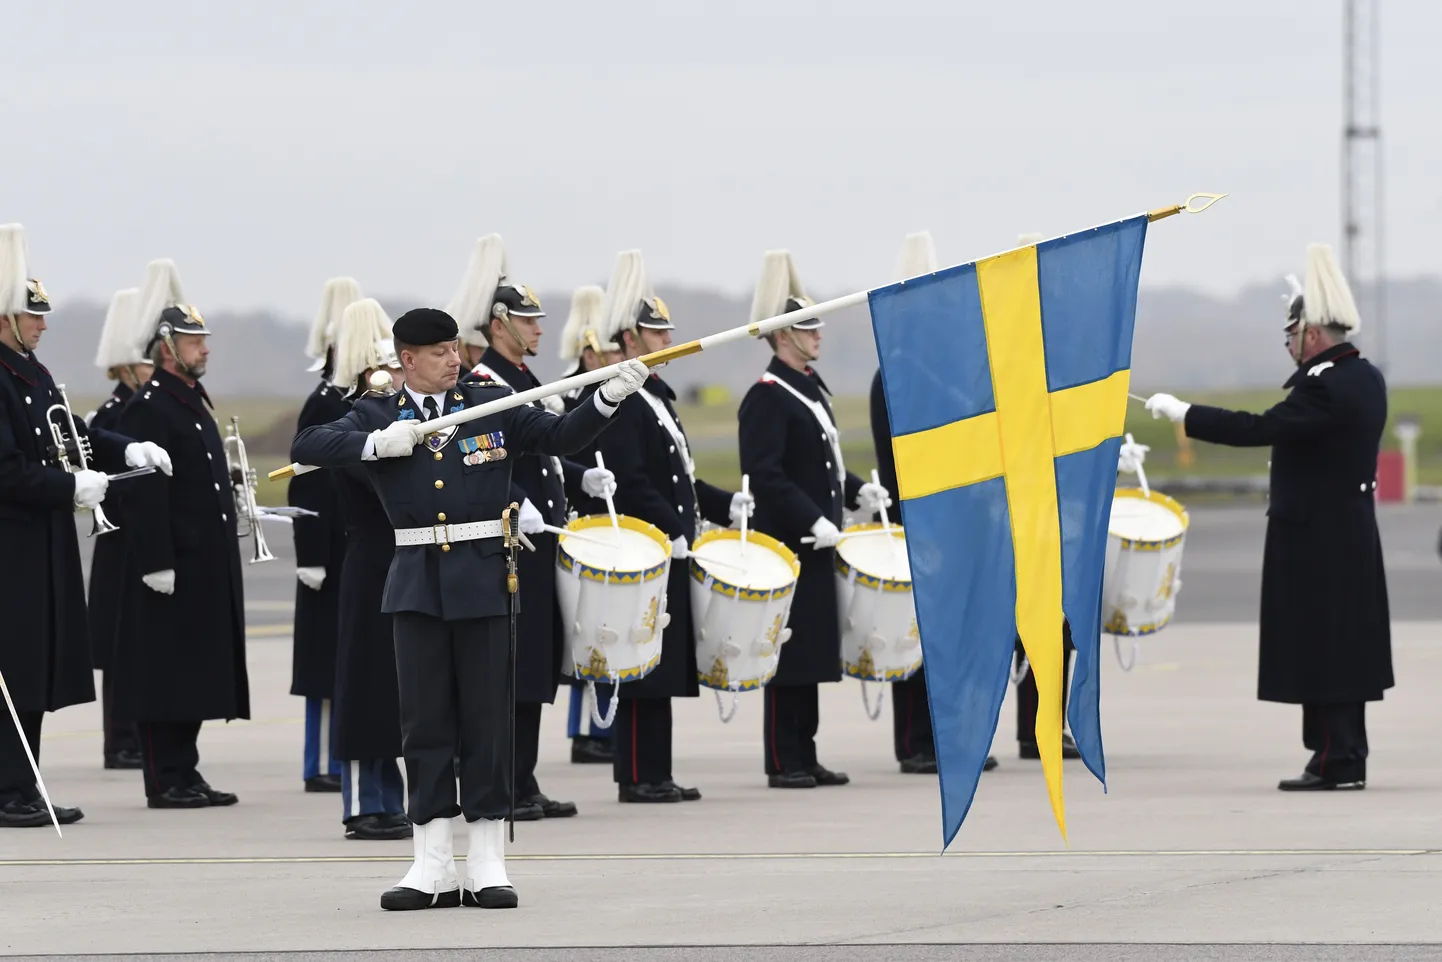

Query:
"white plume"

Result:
[[130, 259, 187, 357], [0, 223, 33, 316], [94, 288, 142, 370], [892, 231, 938, 282], [331, 298, 395, 389], [598, 250, 654, 346], [1302, 243, 1361, 332], [558, 285, 609, 363], [307, 277, 363, 361], [749, 250, 808, 325], [445, 234, 509, 348]]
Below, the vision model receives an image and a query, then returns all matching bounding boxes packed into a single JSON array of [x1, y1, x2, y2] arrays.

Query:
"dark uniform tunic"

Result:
[[739, 357, 863, 777], [291, 380, 616, 824], [1184, 341, 1392, 783], [589, 373, 733, 790], [114, 368, 249, 798], [287, 381, 349, 700], [86, 381, 142, 761], [0, 344, 129, 804]]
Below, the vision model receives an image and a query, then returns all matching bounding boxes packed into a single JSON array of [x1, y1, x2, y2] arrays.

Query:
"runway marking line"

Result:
[[2, 849, 1436, 867]]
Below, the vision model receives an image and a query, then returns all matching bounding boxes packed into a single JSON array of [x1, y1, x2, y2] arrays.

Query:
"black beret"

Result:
[[393, 308, 459, 346]]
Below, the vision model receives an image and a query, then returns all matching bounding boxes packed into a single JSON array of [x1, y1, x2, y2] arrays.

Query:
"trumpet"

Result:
[[45, 383, 151, 537], [223, 415, 276, 564]]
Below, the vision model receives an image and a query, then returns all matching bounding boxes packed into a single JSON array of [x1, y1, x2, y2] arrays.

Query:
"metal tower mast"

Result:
[[1342, 0, 1385, 372]]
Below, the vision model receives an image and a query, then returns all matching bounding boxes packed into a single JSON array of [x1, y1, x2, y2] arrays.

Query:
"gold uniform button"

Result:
[[433, 451, 443, 461], [441, 543, 451, 552], [437, 512, 447, 522], [434, 480, 444, 489]]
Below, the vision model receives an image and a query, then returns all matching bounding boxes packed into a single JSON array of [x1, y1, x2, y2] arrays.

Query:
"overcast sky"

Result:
[[3, 0, 1436, 318]]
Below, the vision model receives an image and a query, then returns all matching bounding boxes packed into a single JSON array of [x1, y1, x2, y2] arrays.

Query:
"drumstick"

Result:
[[800, 528, 899, 545], [871, 468, 901, 563], [689, 551, 750, 575], [595, 451, 622, 546], [541, 524, 615, 549], [739, 473, 750, 559]]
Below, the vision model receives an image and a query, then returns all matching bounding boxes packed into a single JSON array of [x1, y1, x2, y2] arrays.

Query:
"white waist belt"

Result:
[[395, 520, 505, 547]]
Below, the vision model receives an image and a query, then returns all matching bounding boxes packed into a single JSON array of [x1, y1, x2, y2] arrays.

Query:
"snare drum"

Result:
[[690, 529, 800, 692], [1101, 488, 1189, 636], [835, 523, 922, 682], [555, 515, 672, 683]]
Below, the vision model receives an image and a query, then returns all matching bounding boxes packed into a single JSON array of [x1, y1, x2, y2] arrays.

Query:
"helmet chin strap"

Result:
[[162, 330, 199, 380], [5, 315, 23, 351], [781, 328, 817, 363], [493, 306, 536, 358]]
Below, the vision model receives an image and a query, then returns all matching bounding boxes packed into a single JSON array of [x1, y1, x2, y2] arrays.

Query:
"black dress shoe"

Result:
[[661, 780, 701, 801], [806, 765, 850, 786], [0, 799, 52, 827], [190, 781, 239, 806], [527, 794, 578, 818], [984, 755, 999, 771], [105, 750, 144, 770], [52, 804, 84, 825], [570, 737, 613, 764], [618, 782, 682, 803], [1279, 772, 1365, 791], [305, 774, 343, 793], [511, 799, 545, 821], [1019, 734, 1082, 760], [382, 813, 413, 830], [768, 771, 817, 789], [462, 885, 518, 909], [346, 813, 414, 840], [380, 886, 461, 911], [899, 753, 938, 774], [148, 787, 211, 809]]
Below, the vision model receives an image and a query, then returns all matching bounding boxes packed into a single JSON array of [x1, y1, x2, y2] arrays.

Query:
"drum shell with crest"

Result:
[[1100, 488, 1189, 637], [689, 528, 799, 692], [834, 523, 923, 683]]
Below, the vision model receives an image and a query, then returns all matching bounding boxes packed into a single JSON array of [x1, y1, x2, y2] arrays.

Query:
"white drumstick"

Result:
[[542, 524, 614, 550], [595, 451, 622, 545], [739, 473, 750, 559], [872, 468, 901, 562], [800, 528, 898, 545], [689, 550, 750, 575]]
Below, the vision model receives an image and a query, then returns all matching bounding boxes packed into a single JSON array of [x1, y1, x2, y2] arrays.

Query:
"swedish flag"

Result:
[[870, 215, 1148, 846]]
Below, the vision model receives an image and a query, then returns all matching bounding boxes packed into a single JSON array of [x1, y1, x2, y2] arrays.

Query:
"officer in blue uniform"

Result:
[[291, 307, 647, 911]]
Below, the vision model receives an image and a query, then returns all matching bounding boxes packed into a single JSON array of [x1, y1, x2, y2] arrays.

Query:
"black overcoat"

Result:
[[1184, 342, 1393, 704], [589, 374, 734, 700], [0, 344, 129, 712], [85, 381, 135, 670], [287, 381, 349, 699], [113, 369, 250, 722], [331, 455, 402, 760], [465, 349, 590, 705], [738, 357, 863, 686], [290, 380, 617, 622]]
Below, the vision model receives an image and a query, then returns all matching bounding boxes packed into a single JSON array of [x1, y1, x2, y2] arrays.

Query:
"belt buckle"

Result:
[[432, 523, 450, 546]]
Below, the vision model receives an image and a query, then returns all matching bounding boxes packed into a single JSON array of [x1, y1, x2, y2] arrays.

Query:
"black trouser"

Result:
[[514, 701, 542, 799], [1303, 702, 1368, 783], [138, 720, 203, 797], [613, 697, 672, 786], [0, 709, 43, 806], [102, 670, 139, 757], [764, 684, 820, 776], [892, 668, 935, 762], [393, 612, 511, 824], [1015, 628, 1075, 745]]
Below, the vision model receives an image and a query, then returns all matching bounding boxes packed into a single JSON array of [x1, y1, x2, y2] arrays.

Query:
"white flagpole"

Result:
[[0, 669, 62, 837]]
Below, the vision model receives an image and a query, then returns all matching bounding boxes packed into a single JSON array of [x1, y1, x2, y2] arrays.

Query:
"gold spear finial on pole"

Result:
[[1148, 192, 1228, 223]]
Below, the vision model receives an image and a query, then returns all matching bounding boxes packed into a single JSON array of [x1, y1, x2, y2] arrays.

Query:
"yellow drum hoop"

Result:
[[690, 528, 800, 601], [557, 515, 672, 584], [843, 657, 923, 682], [1109, 488, 1189, 551], [834, 523, 912, 591]]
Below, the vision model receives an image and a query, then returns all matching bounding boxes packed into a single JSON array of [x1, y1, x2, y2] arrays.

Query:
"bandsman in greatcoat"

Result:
[[738, 249, 890, 789], [445, 235, 618, 819], [326, 297, 411, 840], [114, 258, 248, 810], [0, 224, 170, 828], [556, 284, 620, 764], [291, 307, 647, 910], [86, 285, 153, 771], [590, 250, 754, 804], [1146, 242, 1392, 791], [287, 276, 364, 794]]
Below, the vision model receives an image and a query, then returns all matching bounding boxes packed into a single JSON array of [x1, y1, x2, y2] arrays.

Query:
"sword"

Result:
[[0, 667, 62, 837], [501, 502, 520, 845]]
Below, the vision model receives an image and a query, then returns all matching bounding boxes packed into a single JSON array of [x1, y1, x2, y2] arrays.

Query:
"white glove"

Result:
[[1117, 435, 1150, 475], [73, 469, 109, 510], [296, 567, 326, 591], [857, 482, 892, 515], [1144, 393, 1191, 424], [518, 498, 546, 534], [809, 516, 842, 549], [371, 420, 426, 458], [581, 466, 617, 500], [541, 394, 566, 415], [729, 490, 755, 525], [599, 359, 649, 404], [125, 441, 173, 477], [143, 569, 176, 595], [670, 535, 689, 560]]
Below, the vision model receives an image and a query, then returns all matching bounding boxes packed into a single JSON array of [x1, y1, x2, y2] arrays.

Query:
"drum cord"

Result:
[[714, 688, 741, 723], [859, 679, 885, 721], [1112, 634, 1139, 672]]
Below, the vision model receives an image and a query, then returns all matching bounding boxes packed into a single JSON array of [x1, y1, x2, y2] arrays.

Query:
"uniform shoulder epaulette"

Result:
[[1306, 361, 1335, 377], [471, 375, 506, 388]]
